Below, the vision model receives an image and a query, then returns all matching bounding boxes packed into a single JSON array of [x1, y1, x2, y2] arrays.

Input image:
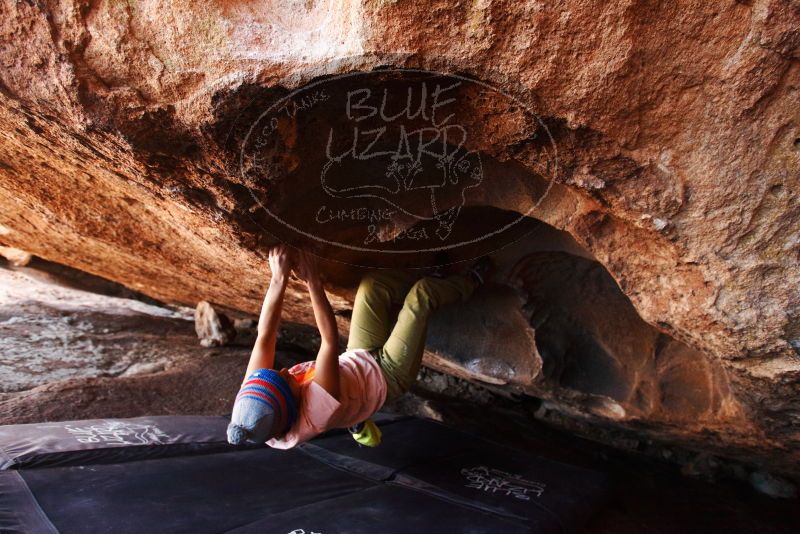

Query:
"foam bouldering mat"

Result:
[[227, 485, 530, 533], [301, 417, 609, 533], [13, 448, 374, 533], [0, 415, 611, 533], [0, 416, 243, 470], [0, 470, 58, 533]]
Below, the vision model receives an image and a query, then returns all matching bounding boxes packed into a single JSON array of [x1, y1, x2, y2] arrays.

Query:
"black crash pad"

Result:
[[228, 484, 530, 533], [0, 415, 611, 533], [14, 447, 374, 533], [0, 415, 241, 470], [302, 417, 609, 533]]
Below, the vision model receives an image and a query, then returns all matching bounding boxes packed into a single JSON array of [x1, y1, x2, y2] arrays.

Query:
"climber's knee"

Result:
[[359, 270, 416, 303], [405, 277, 438, 311], [358, 271, 394, 296], [358, 272, 380, 294]]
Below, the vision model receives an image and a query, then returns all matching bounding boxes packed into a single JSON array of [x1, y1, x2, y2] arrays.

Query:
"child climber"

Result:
[[227, 244, 492, 449]]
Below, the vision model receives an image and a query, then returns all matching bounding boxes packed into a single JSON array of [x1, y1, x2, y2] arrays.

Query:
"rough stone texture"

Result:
[[426, 283, 542, 387], [0, 1, 798, 473], [0, 266, 194, 393]]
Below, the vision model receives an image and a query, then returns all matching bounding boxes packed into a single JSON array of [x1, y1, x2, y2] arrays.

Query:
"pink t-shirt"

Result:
[[267, 349, 387, 449]]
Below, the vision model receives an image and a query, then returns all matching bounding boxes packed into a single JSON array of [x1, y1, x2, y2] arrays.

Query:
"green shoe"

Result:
[[348, 419, 382, 447]]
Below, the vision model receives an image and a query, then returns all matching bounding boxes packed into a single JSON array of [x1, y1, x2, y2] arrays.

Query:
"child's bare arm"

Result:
[[296, 251, 341, 400], [243, 245, 292, 381]]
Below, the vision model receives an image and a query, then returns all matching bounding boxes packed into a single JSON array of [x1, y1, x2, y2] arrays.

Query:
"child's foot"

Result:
[[468, 256, 495, 286], [349, 419, 382, 447]]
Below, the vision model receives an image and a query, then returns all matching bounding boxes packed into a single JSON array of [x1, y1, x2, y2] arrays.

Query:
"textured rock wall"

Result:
[[0, 0, 798, 472]]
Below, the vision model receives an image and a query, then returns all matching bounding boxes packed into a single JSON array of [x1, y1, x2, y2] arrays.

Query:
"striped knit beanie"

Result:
[[227, 369, 297, 445]]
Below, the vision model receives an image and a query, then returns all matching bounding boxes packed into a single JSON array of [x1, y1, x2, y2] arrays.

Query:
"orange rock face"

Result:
[[0, 1, 798, 472]]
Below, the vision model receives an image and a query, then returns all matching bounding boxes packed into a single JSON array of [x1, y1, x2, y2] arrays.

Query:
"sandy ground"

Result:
[[0, 261, 798, 533]]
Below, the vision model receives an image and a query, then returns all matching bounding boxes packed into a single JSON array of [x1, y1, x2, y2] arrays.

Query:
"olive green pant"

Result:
[[347, 270, 477, 401]]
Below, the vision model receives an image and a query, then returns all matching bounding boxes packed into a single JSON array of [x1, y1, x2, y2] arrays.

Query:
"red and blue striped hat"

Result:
[[227, 369, 297, 444]]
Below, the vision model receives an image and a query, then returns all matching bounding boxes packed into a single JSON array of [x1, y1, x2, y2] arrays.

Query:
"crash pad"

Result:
[[0, 414, 610, 533], [0, 415, 242, 470]]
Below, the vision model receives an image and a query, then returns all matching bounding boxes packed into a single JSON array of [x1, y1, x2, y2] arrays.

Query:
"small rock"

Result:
[[422, 372, 449, 393], [121, 361, 166, 377], [749, 471, 797, 499], [681, 453, 718, 480], [0, 246, 32, 266], [608, 437, 640, 451], [233, 318, 259, 345], [586, 397, 627, 421], [194, 301, 236, 347], [419, 400, 444, 422], [234, 318, 258, 330]]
